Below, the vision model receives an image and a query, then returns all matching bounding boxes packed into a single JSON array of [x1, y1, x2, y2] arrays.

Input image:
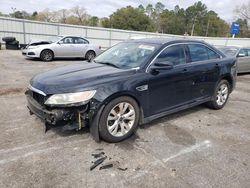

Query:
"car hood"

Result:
[[30, 63, 136, 94], [28, 39, 51, 46]]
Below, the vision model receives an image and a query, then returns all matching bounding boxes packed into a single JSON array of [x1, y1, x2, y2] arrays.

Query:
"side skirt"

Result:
[[142, 97, 211, 124]]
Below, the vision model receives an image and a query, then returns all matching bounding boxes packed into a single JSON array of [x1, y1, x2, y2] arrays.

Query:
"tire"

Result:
[[40, 49, 54, 61], [99, 96, 140, 142], [207, 80, 230, 110], [7, 40, 19, 45], [2, 37, 16, 42], [6, 43, 19, 50], [85, 50, 96, 62]]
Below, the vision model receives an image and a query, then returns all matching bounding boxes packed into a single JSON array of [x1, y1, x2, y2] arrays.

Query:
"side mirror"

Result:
[[58, 41, 63, 45], [150, 61, 174, 72], [237, 53, 245, 57]]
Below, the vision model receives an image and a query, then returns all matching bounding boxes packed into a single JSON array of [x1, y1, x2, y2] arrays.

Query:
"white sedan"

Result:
[[24, 36, 101, 61]]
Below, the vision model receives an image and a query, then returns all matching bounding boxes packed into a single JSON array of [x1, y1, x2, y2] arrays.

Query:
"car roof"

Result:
[[61, 35, 85, 38], [127, 37, 207, 45]]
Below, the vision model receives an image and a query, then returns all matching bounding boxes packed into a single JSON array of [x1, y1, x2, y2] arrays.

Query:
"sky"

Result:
[[0, 0, 248, 22]]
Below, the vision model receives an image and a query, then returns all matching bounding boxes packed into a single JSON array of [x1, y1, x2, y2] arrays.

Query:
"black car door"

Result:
[[147, 44, 195, 116], [185, 44, 221, 100]]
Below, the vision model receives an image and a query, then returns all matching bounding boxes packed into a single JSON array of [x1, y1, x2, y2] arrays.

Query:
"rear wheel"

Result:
[[207, 80, 230, 109], [40, 50, 54, 61], [99, 96, 140, 142], [85, 51, 96, 62]]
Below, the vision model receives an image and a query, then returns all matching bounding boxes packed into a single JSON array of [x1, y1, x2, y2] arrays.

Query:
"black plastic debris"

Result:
[[99, 163, 113, 170], [92, 152, 105, 159], [90, 156, 107, 171], [117, 167, 128, 171]]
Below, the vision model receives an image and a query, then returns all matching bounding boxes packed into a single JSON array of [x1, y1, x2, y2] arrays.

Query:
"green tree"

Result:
[[88, 16, 99, 26], [236, 18, 250, 37], [138, 4, 145, 13], [185, 1, 208, 36], [101, 17, 111, 28], [106, 6, 154, 31]]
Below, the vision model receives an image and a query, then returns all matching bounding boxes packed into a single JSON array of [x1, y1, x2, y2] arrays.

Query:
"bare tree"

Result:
[[36, 9, 57, 22], [235, 1, 250, 22], [70, 6, 89, 25], [57, 9, 68, 23]]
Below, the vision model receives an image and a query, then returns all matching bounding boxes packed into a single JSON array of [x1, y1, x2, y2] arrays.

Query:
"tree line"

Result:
[[0, 1, 249, 38]]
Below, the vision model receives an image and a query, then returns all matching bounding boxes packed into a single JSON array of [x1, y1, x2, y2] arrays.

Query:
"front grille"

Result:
[[26, 89, 46, 106], [33, 92, 46, 105]]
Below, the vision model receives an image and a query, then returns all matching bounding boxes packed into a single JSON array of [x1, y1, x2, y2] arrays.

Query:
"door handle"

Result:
[[182, 68, 188, 72]]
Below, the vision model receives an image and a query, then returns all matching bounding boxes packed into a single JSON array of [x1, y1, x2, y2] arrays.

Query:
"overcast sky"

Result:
[[0, 0, 248, 22]]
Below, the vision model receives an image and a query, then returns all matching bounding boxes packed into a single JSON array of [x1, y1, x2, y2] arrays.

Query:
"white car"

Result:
[[24, 36, 101, 61]]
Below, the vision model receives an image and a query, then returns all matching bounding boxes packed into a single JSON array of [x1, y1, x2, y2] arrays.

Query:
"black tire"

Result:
[[7, 40, 19, 45], [207, 79, 230, 110], [40, 49, 54, 61], [99, 96, 140, 142], [6, 43, 19, 50], [2, 37, 16, 42], [85, 50, 96, 62]]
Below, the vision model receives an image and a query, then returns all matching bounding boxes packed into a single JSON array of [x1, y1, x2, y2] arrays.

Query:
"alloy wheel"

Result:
[[216, 83, 228, 106], [107, 102, 135, 137]]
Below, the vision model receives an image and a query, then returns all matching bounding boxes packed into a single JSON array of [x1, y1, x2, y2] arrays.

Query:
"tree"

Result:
[[236, 18, 250, 37], [107, 6, 154, 31], [70, 6, 89, 25], [185, 1, 208, 36], [146, 4, 154, 17], [101, 17, 111, 28], [35, 9, 56, 22], [10, 10, 31, 19], [235, 1, 250, 23], [57, 9, 68, 23], [138, 4, 145, 13], [88, 16, 99, 26]]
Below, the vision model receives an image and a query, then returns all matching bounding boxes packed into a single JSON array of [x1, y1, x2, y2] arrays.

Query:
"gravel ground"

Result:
[[0, 50, 250, 188]]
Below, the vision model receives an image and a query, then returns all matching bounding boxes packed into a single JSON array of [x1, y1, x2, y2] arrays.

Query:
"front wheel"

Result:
[[40, 50, 53, 61], [99, 96, 140, 142], [207, 80, 230, 109]]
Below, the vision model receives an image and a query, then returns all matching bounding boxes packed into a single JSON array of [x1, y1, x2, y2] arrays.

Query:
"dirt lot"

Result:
[[0, 50, 250, 188]]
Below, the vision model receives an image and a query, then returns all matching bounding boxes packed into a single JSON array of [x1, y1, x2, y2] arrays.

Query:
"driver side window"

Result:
[[156, 45, 186, 66]]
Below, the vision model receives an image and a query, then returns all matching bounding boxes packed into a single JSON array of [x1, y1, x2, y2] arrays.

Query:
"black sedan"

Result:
[[26, 38, 237, 142]]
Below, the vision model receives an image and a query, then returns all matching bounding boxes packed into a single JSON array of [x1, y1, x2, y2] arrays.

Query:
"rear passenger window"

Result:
[[207, 48, 220, 59], [188, 44, 220, 62], [156, 45, 185, 66]]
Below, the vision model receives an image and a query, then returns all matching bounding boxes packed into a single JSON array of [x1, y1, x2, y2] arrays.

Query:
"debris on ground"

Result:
[[92, 152, 105, 158], [99, 162, 114, 170], [90, 156, 107, 171], [90, 149, 128, 171], [117, 167, 128, 171]]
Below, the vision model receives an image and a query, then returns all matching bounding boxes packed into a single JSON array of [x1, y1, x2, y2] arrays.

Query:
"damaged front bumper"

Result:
[[26, 91, 90, 130]]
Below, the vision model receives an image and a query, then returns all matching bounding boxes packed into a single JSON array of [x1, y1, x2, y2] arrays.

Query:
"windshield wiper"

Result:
[[95, 61, 120, 69]]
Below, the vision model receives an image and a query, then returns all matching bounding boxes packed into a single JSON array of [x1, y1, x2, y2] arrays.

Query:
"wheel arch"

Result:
[[85, 49, 96, 56], [219, 74, 233, 92], [40, 48, 54, 58], [89, 91, 144, 142]]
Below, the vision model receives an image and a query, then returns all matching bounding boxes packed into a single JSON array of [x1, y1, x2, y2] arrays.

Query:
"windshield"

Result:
[[94, 42, 160, 69], [49, 36, 63, 43], [218, 47, 239, 56]]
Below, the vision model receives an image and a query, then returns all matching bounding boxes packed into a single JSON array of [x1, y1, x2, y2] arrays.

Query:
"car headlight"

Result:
[[45, 90, 96, 106]]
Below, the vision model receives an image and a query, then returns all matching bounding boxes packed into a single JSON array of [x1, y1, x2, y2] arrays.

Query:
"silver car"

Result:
[[218, 46, 250, 73], [25, 36, 101, 61]]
